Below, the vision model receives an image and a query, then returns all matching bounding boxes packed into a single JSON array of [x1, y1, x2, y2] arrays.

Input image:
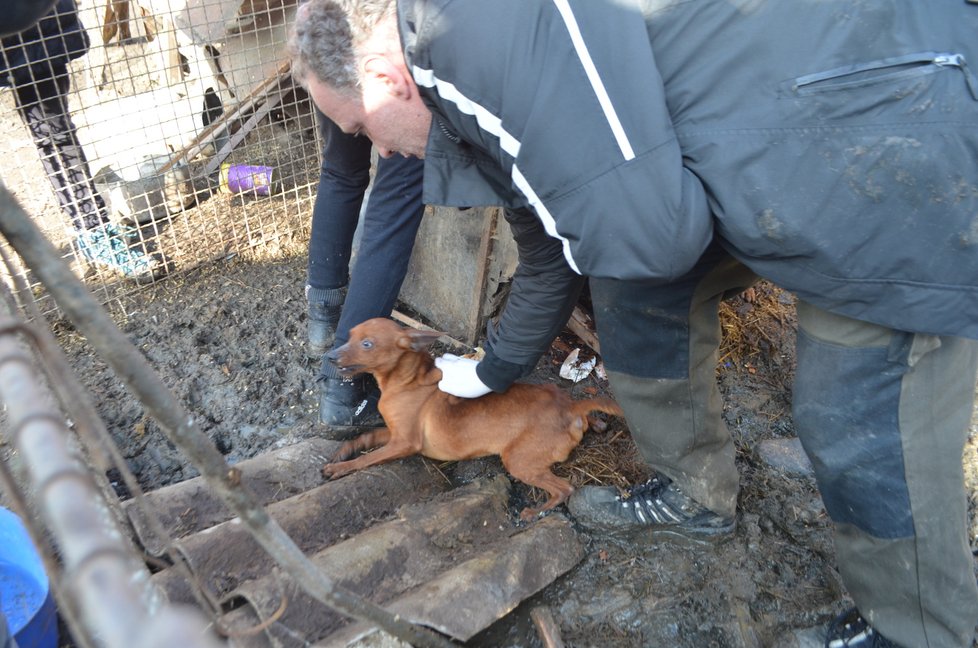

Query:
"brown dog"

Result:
[[322, 318, 623, 521]]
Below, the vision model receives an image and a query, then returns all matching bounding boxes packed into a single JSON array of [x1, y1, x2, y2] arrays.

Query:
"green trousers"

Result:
[[591, 246, 978, 647]]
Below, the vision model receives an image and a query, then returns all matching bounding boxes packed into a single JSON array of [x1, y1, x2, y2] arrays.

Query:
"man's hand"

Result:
[[434, 353, 492, 398]]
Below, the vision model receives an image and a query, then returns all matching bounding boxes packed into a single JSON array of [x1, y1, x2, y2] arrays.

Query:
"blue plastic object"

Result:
[[0, 507, 57, 648]]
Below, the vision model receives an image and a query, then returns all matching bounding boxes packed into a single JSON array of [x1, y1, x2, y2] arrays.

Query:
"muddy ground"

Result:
[[45, 252, 978, 648], [1, 5, 976, 643]]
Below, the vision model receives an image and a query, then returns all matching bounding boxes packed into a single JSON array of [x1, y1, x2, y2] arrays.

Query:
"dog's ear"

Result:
[[402, 329, 444, 352]]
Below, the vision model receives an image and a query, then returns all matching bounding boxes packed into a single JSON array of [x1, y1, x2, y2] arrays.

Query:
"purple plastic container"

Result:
[[220, 163, 274, 196]]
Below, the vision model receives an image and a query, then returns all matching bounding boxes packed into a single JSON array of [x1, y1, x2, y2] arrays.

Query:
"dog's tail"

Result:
[[571, 396, 625, 433], [572, 396, 624, 418]]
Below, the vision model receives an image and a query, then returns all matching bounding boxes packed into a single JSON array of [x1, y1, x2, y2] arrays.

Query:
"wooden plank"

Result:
[[390, 309, 471, 353], [465, 207, 499, 346], [222, 478, 515, 646], [531, 607, 566, 648], [156, 60, 291, 176], [317, 514, 585, 645], [399, 206, 518, 345], [201, 86, 285, 176], [566, 305, 600, 354]]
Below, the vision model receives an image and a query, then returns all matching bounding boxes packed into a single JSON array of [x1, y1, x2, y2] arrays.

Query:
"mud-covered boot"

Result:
[[318, 374, 383, 439], [305, 285, 344, 360], [567, 475, 735, 543]]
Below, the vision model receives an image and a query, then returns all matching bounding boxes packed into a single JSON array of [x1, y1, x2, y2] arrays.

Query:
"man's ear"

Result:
[[362, 55, 413, 100]]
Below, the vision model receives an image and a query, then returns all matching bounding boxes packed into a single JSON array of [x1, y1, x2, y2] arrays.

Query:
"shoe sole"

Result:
[[576, 519, 736, 548], [645, 523, 736, 547]]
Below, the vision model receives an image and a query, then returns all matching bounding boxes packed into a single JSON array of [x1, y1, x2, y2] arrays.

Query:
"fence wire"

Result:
[[1, 0, 319, 315]]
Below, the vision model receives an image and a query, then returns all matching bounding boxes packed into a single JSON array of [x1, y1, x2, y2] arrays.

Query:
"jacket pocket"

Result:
[[789, 51, 978, 100]]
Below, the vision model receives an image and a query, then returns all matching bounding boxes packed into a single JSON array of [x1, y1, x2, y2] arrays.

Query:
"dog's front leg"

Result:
[[329, 427, 392, 463], [322, 428, 422, 480]]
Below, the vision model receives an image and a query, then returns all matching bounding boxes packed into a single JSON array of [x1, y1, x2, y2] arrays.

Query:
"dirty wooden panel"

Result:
[[319, 514, 585, 645], [399, 206, 518, 345], [223, 477, 514, 647], [124, 437, 339, 555], [152, 458, 449, 604]]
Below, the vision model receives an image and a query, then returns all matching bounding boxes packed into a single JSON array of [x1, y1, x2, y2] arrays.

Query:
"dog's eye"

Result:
[[360, 340, 373, 349]]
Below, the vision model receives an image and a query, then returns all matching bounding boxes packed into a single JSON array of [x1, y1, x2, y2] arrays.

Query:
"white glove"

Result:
[[434, 353, 492, 398]]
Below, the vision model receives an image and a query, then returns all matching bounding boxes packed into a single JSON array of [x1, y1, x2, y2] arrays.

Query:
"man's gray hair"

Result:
[[287, 0, 396, 95]]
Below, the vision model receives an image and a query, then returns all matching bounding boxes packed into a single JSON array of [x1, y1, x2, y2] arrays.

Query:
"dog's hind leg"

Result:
[[505, 463, 575, 521]]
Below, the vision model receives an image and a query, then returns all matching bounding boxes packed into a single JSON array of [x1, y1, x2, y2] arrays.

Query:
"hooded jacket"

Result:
[[397, 0, 978, 388]]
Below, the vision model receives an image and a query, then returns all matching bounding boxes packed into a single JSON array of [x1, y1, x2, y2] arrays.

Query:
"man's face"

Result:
[[305, 74, 431, 159]]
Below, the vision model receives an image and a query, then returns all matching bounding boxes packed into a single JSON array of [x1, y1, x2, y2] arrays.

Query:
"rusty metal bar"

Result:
[[0, 185, 456, 648], [0, 319, 225, 648], [0, 257, 227, 622], [0, 448, 98, 648], [0, 245, 125, 524]]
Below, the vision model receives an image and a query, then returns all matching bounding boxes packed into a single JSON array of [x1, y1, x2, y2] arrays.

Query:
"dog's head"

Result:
[[326, 318, 443, 377]]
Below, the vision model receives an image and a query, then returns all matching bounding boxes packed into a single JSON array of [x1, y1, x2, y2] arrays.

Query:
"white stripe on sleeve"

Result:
[[413, 65, 583, 275]]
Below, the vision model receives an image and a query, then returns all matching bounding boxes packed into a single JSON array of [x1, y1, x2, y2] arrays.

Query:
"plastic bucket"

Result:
[[219, 163, 274, 196], [0, 507, 57, 648]]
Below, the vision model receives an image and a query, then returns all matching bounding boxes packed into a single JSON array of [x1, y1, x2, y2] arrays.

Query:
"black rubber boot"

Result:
[[318, 374, 383, 439], [306, 286, 344, 360]]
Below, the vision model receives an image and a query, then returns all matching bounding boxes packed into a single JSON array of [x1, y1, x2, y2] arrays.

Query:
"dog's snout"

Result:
[[325, 344, 345, 366]]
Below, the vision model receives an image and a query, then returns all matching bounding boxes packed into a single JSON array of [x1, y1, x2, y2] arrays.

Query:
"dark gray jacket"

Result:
[[399, 0, 978, 387], [1, 0, 57, 37], [1, 0, 89, 86]]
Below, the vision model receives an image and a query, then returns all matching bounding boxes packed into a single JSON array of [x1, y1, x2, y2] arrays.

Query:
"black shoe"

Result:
[[567, 476, 735, 542], [825, 608, 899, 648], [307, 300, 341, 360], [318, 375, 383, 438]]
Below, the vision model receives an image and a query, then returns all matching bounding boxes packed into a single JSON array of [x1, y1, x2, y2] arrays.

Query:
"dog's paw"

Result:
[[321, 464, 338, 480], [518, 507, 545, 523], [588, 416, 609, 433]]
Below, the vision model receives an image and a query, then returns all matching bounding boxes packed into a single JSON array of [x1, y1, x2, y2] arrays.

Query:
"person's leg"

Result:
[[305, 111, 373, 357], [793, 301, 978, 648], [311, 115, 425, 433], [13, 69, 163, 280], [328, 150, 424, 348], [569, 242, 756, 538], [14, 71, 106, 232]]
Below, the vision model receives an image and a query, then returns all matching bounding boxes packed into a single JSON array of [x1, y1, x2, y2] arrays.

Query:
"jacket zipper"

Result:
[[794, 51, 978, 100], [933, 53, 978, 100]]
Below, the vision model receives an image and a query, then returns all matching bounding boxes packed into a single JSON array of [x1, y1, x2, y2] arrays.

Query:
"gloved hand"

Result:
[[434, 353, 492, 398]]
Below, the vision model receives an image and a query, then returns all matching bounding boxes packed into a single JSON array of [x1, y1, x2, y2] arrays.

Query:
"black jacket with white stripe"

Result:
[[398, 0, 978, 390]]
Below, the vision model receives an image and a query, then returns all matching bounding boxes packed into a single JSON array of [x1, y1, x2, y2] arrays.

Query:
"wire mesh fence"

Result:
[[0, 0, 318, 315]]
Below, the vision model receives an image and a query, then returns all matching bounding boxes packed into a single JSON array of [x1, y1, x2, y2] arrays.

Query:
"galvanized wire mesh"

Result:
[[0, 0, 319, 315]]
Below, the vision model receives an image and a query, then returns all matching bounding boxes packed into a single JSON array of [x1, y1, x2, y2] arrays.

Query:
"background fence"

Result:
[[1, 0, 318, 313]]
